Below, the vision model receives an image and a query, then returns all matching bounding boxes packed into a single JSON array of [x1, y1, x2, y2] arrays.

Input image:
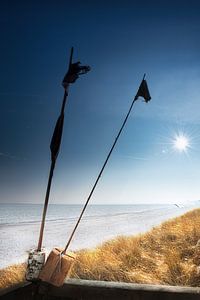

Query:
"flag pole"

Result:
[[37, 162, 55, 251], [37, 48, 90, 251], [62, 74, 151, 254], [37, 51, 72, 251]]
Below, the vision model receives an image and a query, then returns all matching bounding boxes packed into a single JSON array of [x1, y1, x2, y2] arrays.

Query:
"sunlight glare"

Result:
[[173, 134, 189, 152]]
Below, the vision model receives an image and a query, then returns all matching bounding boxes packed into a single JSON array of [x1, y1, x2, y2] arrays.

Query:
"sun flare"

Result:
[[173, 134, 190, 152]]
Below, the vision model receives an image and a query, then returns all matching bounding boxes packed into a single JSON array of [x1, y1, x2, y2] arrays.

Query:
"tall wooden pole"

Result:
[[62, 74, 151, 254], [37, 88, 70, 251], [37, 49, 73, 251], [37, 47, 90, 251]]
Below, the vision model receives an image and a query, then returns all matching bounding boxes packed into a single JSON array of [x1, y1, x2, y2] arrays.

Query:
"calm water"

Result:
[[0, 203, 199, 269]]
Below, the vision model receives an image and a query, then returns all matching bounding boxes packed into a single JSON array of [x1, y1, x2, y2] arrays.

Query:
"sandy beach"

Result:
[[0, 203, 198, 269]]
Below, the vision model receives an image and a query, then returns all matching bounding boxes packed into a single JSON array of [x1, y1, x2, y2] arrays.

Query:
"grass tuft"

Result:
[[0, 263, 26, 290]]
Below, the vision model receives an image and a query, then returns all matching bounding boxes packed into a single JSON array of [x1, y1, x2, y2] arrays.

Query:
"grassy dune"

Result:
[[1, 208, 200, 290], [71, 208, 200, 286]]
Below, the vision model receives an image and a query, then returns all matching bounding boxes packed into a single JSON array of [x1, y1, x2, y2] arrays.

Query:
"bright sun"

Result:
[[173, 134, 190, 152]]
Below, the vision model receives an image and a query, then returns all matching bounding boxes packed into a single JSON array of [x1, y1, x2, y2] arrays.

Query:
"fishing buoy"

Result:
[[39, 248, 76, 287], [26, 249, 45, 281]]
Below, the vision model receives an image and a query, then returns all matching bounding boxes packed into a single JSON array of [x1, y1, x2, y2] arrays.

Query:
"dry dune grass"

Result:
[[0, 263, 26, 290], [1, 208, 200, 290], [71, 208, 200, 286]]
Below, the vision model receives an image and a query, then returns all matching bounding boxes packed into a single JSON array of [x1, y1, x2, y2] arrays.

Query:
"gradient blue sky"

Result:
[[0, 0, 200, 204]]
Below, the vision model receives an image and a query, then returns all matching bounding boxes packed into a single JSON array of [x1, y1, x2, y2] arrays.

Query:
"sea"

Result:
[[0, 202, 199, 269]]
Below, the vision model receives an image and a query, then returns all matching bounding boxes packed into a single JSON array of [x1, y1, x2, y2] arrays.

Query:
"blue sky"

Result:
[[0, 0, 200, 204]]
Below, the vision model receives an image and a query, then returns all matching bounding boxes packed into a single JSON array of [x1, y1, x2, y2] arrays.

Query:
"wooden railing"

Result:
[[1, 279, 200, 299]]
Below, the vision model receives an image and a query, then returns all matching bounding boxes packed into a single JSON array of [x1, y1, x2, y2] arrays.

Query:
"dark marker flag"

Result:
[[135, 79, 151, 102], [50, 113, 64, 162]]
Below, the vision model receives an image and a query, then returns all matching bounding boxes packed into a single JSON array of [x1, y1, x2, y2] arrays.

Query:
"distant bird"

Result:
[[174, 204, 180, 208]]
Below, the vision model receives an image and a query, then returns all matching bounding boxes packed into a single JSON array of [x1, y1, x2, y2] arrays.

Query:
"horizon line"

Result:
[[0, 201, 198, 205]]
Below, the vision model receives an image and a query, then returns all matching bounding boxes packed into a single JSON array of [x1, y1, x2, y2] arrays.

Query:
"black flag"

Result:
[[135, 79, 151, 103], [50, 113, 64, 162]]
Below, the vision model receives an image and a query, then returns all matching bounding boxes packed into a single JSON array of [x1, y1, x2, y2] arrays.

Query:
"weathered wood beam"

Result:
[[1, 279, 200, 300]]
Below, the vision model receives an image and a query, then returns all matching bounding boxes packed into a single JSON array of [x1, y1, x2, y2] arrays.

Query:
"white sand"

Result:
[[0, 205, 195, 269]]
